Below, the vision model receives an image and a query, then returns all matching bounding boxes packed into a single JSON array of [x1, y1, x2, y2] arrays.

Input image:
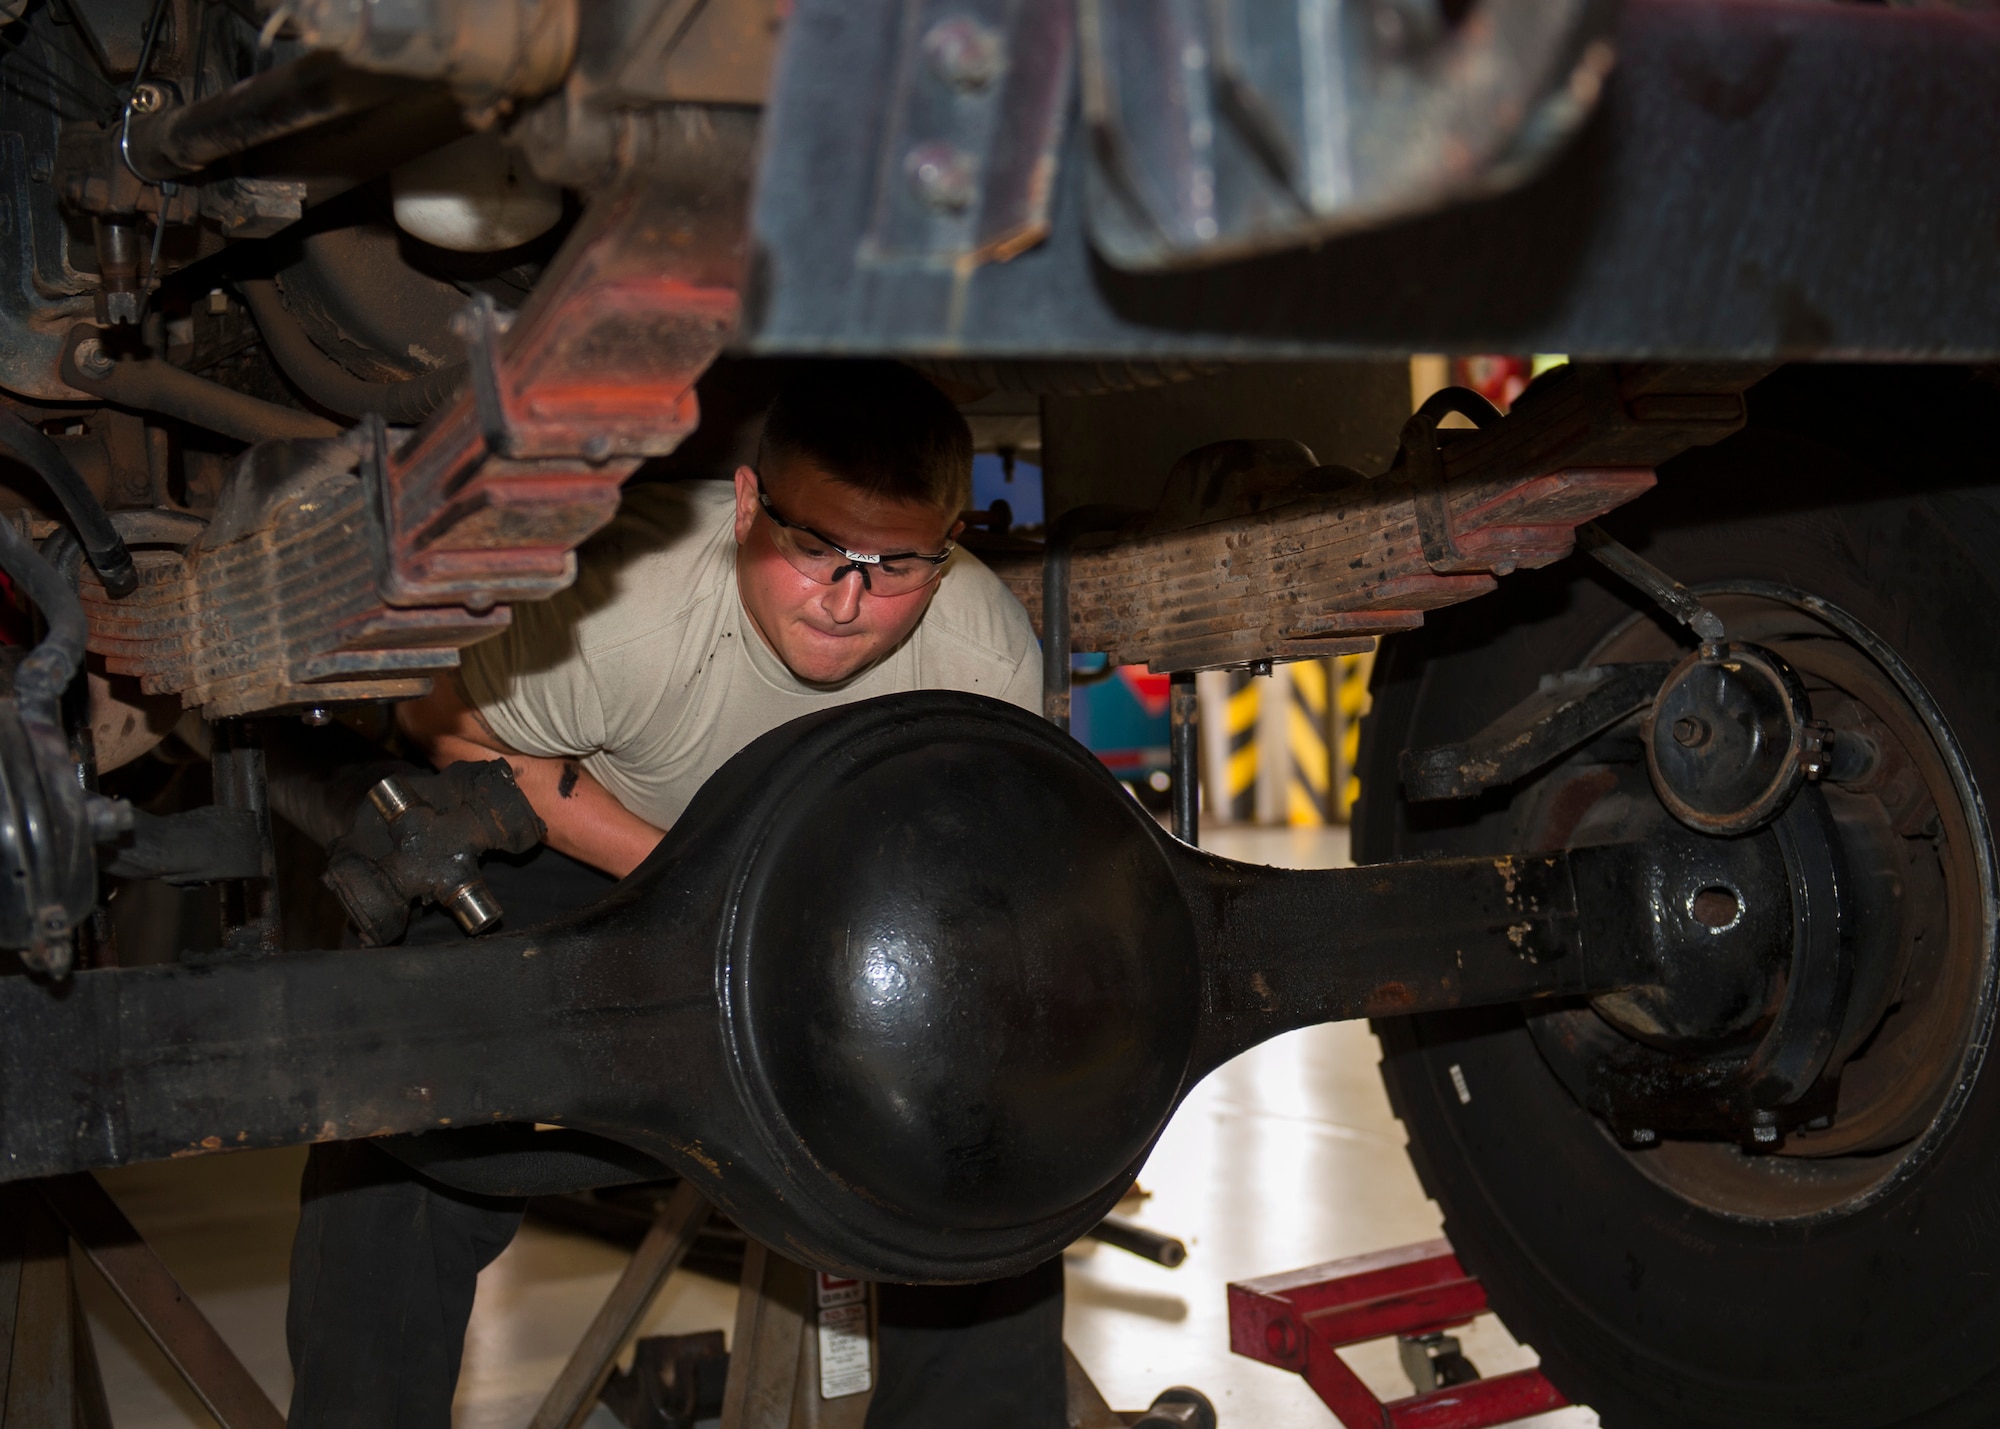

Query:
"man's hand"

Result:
[[396, 677, 665, 879]]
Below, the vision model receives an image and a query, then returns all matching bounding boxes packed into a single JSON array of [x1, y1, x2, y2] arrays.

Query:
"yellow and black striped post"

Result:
[[1224, 670, 1259, 823], [1332, 651, 1374, 821], [1281, 653, 1376, 825], [1287, 659, 1334, 826]]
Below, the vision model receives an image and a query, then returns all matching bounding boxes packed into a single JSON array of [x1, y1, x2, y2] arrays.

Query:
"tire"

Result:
[[1353, 366, 2000, 1428]]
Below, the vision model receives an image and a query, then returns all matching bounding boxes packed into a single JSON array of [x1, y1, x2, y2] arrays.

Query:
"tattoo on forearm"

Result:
[[558, 761, 581, 799]]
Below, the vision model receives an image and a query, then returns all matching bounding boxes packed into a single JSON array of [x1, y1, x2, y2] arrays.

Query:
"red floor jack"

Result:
[[1228, 1239, 1570, 1428]]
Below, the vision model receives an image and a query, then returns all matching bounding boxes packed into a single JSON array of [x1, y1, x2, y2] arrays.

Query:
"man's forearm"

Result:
[[499, 747, 664, 878], [400, 683, 664, 879]]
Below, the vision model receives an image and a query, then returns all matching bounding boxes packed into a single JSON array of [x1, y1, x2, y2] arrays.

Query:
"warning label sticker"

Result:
[[816, 1273, 871, 1399]]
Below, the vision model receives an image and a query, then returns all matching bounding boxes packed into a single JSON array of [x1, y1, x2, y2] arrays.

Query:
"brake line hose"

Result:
[[0, 408, 137, 599], [239, 278, 466, 425], [0, 514, 88, 721]]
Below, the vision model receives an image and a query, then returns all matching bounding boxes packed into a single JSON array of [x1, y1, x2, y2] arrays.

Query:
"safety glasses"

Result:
[[756, 480, 954, 597]]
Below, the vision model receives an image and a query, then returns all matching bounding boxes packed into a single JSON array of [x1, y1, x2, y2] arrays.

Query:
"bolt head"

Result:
[[1671, 714, 1709, 748], [128, 82, 168, 115], [1752, 1123, 1780, 1143], [905, 141, 980, 213], [301, 705, 331, 727], [1799, 719, 1832, 779], [923, 16, 1004, 91], [72, 338, 115, 378], [103, 291, 142, 326]]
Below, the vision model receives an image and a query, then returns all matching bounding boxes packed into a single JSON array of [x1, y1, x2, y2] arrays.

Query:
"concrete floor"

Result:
[[80, 824, 1597, 1428]]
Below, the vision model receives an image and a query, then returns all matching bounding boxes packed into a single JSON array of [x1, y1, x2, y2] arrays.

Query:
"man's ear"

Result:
[[732, 465, 759, 546]]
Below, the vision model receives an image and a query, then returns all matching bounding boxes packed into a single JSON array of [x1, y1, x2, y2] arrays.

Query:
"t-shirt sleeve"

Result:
[[457, 587, 609, 759], [456, 482, 714, 762], [915, 549, 1044, 713], [997, 639, 1041, 714]]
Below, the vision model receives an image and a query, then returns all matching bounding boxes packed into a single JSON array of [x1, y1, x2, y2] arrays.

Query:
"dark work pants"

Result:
[[286, 844, 1068, 1428], [287, 1139, 524, 1429], [866, 1260, 1069, 1429]]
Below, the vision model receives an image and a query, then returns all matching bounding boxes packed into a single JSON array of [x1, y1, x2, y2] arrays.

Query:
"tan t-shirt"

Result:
[[459, 480, 1041, 829]]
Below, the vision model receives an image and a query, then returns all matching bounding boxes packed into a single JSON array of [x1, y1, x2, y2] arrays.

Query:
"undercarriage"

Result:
[[1, 0, 1998, 1424]]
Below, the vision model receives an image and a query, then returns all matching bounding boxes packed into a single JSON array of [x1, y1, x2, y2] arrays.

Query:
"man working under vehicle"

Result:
[[286, 362, 1061, 1427]]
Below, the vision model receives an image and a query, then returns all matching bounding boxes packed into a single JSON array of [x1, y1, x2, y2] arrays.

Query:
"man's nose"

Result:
[[823, 570, 866, 624]]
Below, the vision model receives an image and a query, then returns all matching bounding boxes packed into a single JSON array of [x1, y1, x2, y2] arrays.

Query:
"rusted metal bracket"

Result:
[[457, 293, 521, 461], [1400, 662, 1675, 802], [1404, 386, 1507, 576]]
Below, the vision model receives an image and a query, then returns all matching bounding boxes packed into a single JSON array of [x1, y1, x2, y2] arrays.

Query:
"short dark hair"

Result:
[[756, 361, 972, 513]]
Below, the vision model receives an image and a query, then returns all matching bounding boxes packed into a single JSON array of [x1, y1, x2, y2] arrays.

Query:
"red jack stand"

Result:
[[1228, 1238, 1569, 1429]]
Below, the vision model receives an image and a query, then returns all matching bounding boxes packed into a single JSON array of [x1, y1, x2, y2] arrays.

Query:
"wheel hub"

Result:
[[1536, 779, 1870, 1147], [1519, 590, 1986, 1216]]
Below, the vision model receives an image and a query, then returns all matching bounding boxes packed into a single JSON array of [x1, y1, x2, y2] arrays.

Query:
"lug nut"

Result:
[[1671, 715, 1709, 748]]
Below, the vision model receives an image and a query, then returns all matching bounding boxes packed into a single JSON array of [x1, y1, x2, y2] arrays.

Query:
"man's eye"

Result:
[[794, 540, 831, 560], [877, 560, 912, 579]]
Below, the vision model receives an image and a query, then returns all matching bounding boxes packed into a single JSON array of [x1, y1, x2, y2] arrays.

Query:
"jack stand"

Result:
[[531, 1181, 1208, 1429], [1228, 1238, 1568, 1429], [531, 1181, 713, 1429], [0, 1175, 283, 1428], [719, 1240, 879, 1429]]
